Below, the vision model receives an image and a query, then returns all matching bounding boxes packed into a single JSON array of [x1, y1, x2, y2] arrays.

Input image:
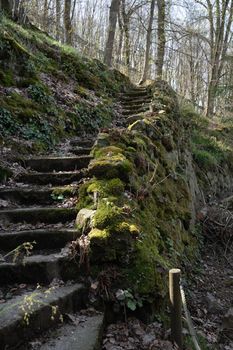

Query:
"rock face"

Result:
[[76, 208, 96, 232]]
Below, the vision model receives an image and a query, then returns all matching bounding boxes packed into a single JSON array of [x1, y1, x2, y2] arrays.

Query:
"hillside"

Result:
[[0, 15, 130, 153], [0, 15, 233, 350]]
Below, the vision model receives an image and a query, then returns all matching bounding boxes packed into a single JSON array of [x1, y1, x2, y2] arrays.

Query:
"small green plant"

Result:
[[24, 60, 37, 75], [51, 193, 64, 201], [116, 289, 143, 314], [75, 101, 113, 133], [192, 148, 218, 168], [27, 84, 53, 105], [19, 286, 61, 325], [0, 108, 18, 136]]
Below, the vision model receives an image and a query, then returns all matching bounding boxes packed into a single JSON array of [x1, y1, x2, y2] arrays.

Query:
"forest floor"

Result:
[[188, 242, 233, 350], [101, 241, 233, 350]]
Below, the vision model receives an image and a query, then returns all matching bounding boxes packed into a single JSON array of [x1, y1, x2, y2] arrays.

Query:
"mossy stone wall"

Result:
[[77, 81, 199, 303]]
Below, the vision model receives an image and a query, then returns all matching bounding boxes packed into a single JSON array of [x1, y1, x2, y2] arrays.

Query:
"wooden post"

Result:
[[169, 268, 183, 349]]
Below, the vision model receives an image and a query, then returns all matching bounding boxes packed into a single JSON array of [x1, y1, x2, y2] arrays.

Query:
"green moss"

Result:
[[77, 182, 94, 211], [89, 228, 109, 240], [52, 185, 78, 197], [87, 178, 125, 198], [0, 69, 14, 86], [89, 146, 133, 180], [93, 201, 123, 230], [193, 149, 217, 169], [0, 92, 40, 121]]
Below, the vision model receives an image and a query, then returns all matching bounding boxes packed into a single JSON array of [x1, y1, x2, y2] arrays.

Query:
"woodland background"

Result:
[[1, 0, 233, 117]]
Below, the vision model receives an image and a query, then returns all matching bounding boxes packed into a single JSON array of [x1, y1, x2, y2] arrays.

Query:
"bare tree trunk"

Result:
[[64, 0, 72, 45], [139, 0, 156, 84], [205, 0, 233, 116], [104, 0, 120, 66], [43, 0, 48, 27], [121, 0, 130, 76], [206, 71, 218, 116], [116, 6, 123, 67], [55, 0, 61, 41], [156, 0, 166, 78]]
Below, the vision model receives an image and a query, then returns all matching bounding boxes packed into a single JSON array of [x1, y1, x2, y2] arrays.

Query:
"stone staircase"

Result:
[[0, 136, 104, 350], [0, 86, 153, 349], [117, 85, 152, 127]]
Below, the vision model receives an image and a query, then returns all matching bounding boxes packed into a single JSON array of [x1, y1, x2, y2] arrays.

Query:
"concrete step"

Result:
[[0, 207, 77, 224], [0, 283, 86, 349], [0, 251, 76, 285], [0, 228, 80, 250], [35, 313, 104, 350], [0, 185, 78, 206], [15, 169, 87, 185], [20, 156, 92, 173]]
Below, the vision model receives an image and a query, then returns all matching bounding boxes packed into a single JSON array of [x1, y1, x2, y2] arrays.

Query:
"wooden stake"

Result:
[[169, 268, 183, 349]]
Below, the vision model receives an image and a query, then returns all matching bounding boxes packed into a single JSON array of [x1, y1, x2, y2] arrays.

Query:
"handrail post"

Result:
[[169, 268, 183, 349]]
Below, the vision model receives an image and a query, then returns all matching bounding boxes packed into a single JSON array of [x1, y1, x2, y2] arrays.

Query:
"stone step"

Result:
[[121, 101, 151, 109], [0, 207, 77, 224], [16, 169, 87, 185], [36, 313, 104, 350], [127, 114, 143, 125], [0, 228, 80, 250], [120, 95, 152, 103], [0, 283, 86, 349], [0, 185, 78, 206], [0, 251, 76, 285], [123, 90, 151, 98], [0, 187, 54, 206], [20, 156, 92, 172], [70, 139, 94, 148], [130, 86, 148, 91], [69, 147, 92, 155], [121, 106, 150, 116]]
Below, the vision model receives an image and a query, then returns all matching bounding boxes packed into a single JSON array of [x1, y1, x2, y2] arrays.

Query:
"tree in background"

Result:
[[104, 0, 120, 66], [156, 0, 165, 78], [3, 0, 233, 118], [64, 0, 72, 44], [140, 0, 156, 84]]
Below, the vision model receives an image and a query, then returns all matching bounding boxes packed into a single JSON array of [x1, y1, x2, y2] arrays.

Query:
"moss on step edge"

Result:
[[76, 81, 198, 305]]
